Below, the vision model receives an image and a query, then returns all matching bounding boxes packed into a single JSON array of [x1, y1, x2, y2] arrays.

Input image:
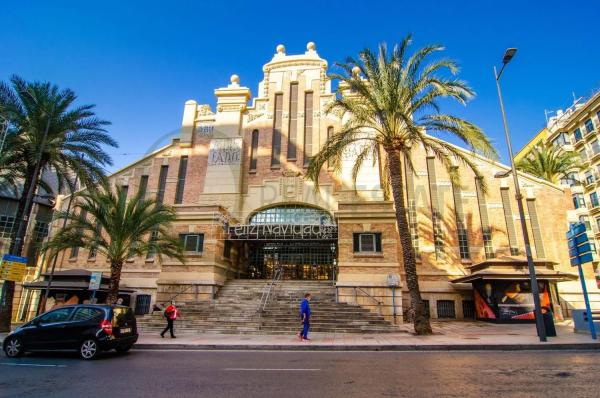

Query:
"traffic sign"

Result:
[[0, 254, 28, 282], [566, 222, 597, 339], [89, 272, 102, 291]]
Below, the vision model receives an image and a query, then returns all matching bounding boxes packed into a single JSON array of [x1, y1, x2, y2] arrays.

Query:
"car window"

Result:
[[72, 307, 104, 322], [112, 306, 133, 326], [38, 307, 74, 324]]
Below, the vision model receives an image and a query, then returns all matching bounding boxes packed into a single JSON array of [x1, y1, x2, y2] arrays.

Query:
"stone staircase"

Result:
[[137, 279, 398, 335]]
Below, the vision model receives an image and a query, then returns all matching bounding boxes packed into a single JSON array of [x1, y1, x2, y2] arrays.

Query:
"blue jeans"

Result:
[[301, 319, 310, 339]]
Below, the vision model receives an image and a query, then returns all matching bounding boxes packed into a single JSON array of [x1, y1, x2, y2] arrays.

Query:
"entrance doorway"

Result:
[[247, 240, 336, 280]]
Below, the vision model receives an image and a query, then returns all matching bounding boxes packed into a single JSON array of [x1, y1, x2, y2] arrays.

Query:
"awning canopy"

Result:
[[23, 268, 135, 293], [451, 256, 578, 284]]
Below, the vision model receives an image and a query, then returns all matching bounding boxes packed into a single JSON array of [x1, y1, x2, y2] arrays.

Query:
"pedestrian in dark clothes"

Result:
[[297, 293, 311, 341]]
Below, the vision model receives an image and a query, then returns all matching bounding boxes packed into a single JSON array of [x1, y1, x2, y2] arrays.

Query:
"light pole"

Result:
[[494, 48, 547, 342]]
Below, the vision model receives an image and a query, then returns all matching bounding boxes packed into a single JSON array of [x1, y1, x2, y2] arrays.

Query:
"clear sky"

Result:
[[2, 0, 599, 172]]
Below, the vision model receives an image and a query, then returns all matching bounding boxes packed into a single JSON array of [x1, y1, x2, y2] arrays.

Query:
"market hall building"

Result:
[[22, 43, 596, 325]]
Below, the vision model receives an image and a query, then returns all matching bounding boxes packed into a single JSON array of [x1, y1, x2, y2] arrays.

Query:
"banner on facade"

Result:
[[0, 254, 28, 282], [208, 138, 242, 166], [227, 224, 338, 240]]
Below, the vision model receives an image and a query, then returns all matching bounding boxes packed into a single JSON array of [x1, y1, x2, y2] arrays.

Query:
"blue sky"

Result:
[[2, 1, 599, 171]]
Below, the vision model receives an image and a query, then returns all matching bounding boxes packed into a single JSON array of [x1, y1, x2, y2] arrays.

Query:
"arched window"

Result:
[[248, 205, 334, 225]]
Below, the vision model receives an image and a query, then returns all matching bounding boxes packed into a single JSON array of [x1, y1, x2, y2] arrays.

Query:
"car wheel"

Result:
[[79, 339, 99, 360], [3, 336, 24, 358], [115, 344, 132, 353]]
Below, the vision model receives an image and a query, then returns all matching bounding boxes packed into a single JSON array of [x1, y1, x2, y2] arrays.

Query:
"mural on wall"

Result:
[[474, 280, 551, 321]]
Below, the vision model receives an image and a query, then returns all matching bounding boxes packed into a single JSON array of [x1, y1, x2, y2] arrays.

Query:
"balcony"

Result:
[[585, 129, 598, 141], [574, 138, 586, 148]]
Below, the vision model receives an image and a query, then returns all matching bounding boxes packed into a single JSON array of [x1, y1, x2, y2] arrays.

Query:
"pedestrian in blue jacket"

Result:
[[298, 293, 312, 341]]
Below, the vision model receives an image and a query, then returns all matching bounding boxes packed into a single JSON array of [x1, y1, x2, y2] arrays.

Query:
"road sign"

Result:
[[0, 254, 28, 282], [89, 272, 102, 291], [566, 222, 597, 339]]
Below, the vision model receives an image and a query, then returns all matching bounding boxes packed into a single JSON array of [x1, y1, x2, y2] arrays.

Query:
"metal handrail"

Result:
[[353, 287, 383, 314], [163, 284, 195, 305], [257, 264, 283, 313]]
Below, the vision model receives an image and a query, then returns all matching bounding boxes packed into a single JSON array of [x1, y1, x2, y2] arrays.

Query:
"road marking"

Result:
[[224, 368, 321, 371], [0, 362, 66, 368]]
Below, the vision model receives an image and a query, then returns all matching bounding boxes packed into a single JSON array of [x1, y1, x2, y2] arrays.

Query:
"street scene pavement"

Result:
[[131, 321, 600, 350], [1, 350, 599, 398]]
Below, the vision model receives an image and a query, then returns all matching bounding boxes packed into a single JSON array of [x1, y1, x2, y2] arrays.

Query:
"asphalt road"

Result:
[[1, 350, 599, 398]]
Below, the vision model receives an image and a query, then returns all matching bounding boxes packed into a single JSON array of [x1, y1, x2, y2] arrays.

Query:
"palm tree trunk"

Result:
[[10, 167, 38, 255], [386, 148, 432, 335], [0, 168, 38, 332], [106, 260, 123, 305]]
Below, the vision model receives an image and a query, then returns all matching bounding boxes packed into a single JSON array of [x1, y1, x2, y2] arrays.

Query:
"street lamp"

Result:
[[494, 48, 547, 342]]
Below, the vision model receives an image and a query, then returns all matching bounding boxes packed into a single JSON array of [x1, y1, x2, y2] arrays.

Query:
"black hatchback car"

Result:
[[3, 304, 138, 360]]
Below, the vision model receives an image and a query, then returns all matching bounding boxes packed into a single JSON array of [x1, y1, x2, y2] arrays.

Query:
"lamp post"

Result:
[[494, 48, 547, 342]]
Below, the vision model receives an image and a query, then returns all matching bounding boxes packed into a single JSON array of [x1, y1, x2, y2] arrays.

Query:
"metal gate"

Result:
[[247, 240, 336, 280]]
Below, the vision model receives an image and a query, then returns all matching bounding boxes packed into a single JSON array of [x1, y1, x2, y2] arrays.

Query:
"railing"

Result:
[[163, 283, 221, 305], [257, 264, 283, 314], [352, 287, 383, 315]]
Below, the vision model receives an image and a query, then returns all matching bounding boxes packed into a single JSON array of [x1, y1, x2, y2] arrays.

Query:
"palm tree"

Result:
[[306, 35, 496, 335], [43, 183, 185, 304], [0, 76, 117, 331], [516, 143, 582, 184], [0, 75, 117, 255]]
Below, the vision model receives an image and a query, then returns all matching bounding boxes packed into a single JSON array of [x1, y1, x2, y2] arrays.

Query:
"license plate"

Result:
[[120, 327, 131, 334]]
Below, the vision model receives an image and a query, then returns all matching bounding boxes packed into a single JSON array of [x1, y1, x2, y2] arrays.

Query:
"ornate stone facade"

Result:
[[46, 43, 596, 322]]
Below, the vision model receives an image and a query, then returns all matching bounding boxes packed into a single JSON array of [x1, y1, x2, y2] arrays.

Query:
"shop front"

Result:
[[23, 269, 135, 315], [451, 257, 577, 323]]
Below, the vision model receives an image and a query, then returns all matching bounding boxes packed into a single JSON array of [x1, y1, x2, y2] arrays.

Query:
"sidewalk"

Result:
[[134, 321, 600, 351]]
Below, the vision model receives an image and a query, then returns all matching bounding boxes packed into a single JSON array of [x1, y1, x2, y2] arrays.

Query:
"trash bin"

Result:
[[542, 307, 557, 337]]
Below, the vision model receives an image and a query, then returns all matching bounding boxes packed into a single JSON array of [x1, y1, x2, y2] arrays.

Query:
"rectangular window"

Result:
[[69, 210, 87, 259], [462, 300, 475, 319], [526, 199, 545, 258], [404, 155, 420, 258], [436, 300, 456, 319], [592, 140, 600, 155], [180, 233, 204, 253], [580, 216, 592, 231], [560, 172, 579, 187], [326, 126, 333, 169], [552, 132, 570, 147], [579, 148, 588, 161], [574, 128, 583, 142], [138, 175, 149, 200], [88, 224, 102, 259], [596, 217, 600, 231], [353, 233, 382, 253], [427, 158, 444, 259], [0, 214, 16, 239], [249, 130, 259, 171], [586, 171, 595, 185], [146, 230, 158, 259], [591, 192, 600, 208], [585, 119, 595, 134], [475, 177, 494, 259], [271, 93, 283, 167], [452, 181, 470, 260], [174, 156, 188, 204], [573, 193, 586, 209], [303, 92, 314, 166], [500, 188, 519, 256], [156, 165, 169, 204], [121, 185, 129, 200], [287, 83, 298, 160]]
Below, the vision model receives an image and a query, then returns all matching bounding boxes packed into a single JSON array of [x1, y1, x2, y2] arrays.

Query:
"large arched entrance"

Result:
[[227, 205, 337, 280]]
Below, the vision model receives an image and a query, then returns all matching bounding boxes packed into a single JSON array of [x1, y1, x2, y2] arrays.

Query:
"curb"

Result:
[[133, 343, 600, 351]]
